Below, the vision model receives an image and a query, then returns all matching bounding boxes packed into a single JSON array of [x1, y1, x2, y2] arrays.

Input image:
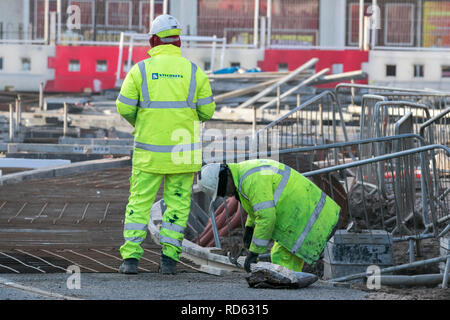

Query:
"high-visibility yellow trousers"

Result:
[[270, 241, 305, 272], [119, 168, 194, 262]]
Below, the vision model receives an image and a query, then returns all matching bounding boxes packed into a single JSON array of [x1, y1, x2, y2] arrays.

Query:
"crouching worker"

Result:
[[197, 159, 341, 273]]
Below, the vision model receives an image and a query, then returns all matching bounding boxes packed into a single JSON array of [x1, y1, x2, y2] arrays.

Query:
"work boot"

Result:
[[118, 258, 139, 274], [159, 253, 177, 275]]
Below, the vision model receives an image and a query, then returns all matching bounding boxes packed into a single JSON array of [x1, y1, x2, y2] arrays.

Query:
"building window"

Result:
[[69, 60, 80, 72], [34, 0, 57, 39], [442, 66, 450, 78], [106, 0, 132, 27], [68, 0, 95, 26], [96, 60, 108, 72], [21, 58, 31, 71], [386, 64, 396, 77], [231, 62, 241, 68], [332, 64, 344, 74], [0, 57, 3, 71], [384, 3, 415, 46], [413, 64, 424, 78], [278, 63, 288, 72], [347, 2, 369, 46], [204, 61, 211, 71], [139, 0, 164, 33]]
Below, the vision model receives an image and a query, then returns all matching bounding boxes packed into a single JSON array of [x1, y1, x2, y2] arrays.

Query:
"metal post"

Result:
[[219, 38, 226, 70], [50, 11, 57, 45], [209, 201, 221, 249], [210, 35, 217, 72], [150, 0, 155, 29], [127, 35, 134, 74], [57, 0, 62, 43], [260, 16, 266, 51], [15, 97, 21, 134], [63, 102, 68, 137], [371, 0, 378, 49], [253, 0, 260, 48], [23, 0, 30, 40], [443, 257, 450, 289], [267, 0, 272, 48], [409, 239, 415, 263], [163, 0, 168, 14], [276, 86, 280, 116], [358, 0, 364, 50], [252, 106, 257, 137], [44, 0, 49, 45], [39, 82, 44, 111], [363, 16, 370, 51], [9, 104, 14, 142], [417, 0, 422, 48], [116, 32, 125, 86]]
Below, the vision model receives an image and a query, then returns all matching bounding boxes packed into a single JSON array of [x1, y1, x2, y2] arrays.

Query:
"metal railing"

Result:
[[199, 138, 449, 252], [419, 107, 450, 228], [336, 84, 450, 112], [254, 90, 350, 153]]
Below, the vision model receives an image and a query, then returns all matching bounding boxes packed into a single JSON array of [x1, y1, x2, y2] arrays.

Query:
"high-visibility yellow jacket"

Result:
[[116, 44, 215, 174], [228, 159, 341, 265]]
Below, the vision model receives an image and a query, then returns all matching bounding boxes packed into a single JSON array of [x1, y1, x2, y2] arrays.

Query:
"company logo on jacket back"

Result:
[[152, 73, 183, 80]]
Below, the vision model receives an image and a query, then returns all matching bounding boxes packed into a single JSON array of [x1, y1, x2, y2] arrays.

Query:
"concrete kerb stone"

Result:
[[148, 199, 242, 276], [0, 156, 131, 185]]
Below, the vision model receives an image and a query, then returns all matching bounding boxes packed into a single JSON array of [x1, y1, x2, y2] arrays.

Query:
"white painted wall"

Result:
[[170, 0, 198, 36], [368, 50, 450, 91], [319, 0, 346, 48], [0, 0, 25, 39], [0, 45, 55, 91]]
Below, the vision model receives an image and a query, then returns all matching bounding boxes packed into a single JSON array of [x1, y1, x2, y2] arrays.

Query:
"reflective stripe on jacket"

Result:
[[228, 159, 341, 265], [116, 44, 215, 174]]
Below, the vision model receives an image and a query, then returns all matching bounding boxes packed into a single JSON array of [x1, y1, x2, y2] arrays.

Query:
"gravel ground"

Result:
[[0, 272, 369, 300]]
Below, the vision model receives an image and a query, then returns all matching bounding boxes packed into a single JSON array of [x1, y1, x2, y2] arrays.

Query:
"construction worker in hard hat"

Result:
[[116, 14, 216, 275], [197, 159, 341, 273]]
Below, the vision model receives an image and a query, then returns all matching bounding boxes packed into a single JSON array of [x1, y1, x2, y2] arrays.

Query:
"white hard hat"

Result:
[[197, 163, 221, 201], [149, 14, 181, 37]]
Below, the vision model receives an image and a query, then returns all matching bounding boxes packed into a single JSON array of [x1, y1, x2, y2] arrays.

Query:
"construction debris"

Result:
[[246, 262, 318, 289]]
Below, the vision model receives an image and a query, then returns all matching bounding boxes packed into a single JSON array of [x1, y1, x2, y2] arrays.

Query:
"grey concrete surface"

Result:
[[0, 272, 369, 300]]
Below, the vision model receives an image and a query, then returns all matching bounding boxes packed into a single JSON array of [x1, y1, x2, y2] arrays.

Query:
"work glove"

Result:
[[244, 251, 259, 273], [243, 226, 254, 249]]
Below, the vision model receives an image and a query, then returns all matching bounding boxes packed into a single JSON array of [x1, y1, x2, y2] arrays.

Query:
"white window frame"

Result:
[[21, 57, 31, 72], [68, 0, 95, 27], [384, 3, 415, 46], [385, 64, 397, 78], [139, 1, 163, 33], [442, 65, 450, 79], [33, 0, 57, 40], [68, 59, 81, 72], [96, 60, 108, 72], [347, 2, 363, 46], [106, 0, 132, 29]]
